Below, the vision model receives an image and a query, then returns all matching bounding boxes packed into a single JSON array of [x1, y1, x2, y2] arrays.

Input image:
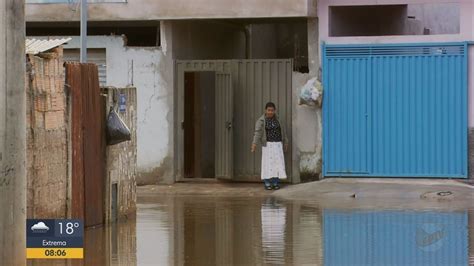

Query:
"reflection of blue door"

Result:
[[322, 43, 468, 178], [323, 210, 468, 266]]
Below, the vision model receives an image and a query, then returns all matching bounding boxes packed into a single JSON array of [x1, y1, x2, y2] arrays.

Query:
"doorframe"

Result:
[[173, 59, 297, 183]]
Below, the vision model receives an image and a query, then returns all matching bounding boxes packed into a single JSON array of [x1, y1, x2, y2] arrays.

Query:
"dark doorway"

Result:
[[184, 72, 216, 178]]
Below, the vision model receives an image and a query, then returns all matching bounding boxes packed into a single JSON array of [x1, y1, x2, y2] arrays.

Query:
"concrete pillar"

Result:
[[290, 18, 322, 184], [307, 18, 319, 78], [161, 20, 176, 184], [0, 0, 26, 264]]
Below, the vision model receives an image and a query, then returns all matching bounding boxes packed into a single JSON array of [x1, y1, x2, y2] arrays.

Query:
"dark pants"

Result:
[[264, 177, 280, 187]]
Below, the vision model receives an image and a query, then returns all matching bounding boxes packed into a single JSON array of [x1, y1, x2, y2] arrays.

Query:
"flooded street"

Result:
[[135, 196, 324, 265], [74, 191, 474, 266]]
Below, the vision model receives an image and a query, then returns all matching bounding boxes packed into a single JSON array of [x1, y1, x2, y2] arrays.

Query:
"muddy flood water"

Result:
[[30, 193, 474, 266]]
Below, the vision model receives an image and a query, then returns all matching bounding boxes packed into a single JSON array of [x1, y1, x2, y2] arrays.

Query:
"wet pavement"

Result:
[[29, 182, 474, 265]]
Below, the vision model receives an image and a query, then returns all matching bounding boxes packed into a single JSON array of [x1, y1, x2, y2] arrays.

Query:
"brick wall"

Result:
[[26, 47, 68, 218], [104, 87, 137, 222]]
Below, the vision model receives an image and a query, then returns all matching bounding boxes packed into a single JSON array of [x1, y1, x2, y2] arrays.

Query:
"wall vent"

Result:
[[325, 44, 465, 57]]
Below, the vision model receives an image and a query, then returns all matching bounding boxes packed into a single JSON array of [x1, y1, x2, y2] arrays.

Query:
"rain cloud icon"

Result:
[[31, 222, 49, 233]]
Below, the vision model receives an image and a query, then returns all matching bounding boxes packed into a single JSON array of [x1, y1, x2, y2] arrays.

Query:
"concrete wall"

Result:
[[172, 20, 309, 66], [318, 0, 473, 45], [104, 87, 137, 222], [172, 21, 246, 60], [26, 0, 313, 22], [250, 21, 308, 71], [0, 0, 26, 264], [290, 18, 321, 183], [293, 73, 322, 182], [329, 5, 407, 36], [250, 24, 278, 59], [407, 3, 460, 35], [361, 4, 464, 36], [26, 49, 68, 219], [54, 25, 174, 184]]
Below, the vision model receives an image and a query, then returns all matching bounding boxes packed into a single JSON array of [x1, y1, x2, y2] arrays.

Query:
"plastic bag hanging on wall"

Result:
[[299, 77, 323, 107], [106, 107, 131, 145]]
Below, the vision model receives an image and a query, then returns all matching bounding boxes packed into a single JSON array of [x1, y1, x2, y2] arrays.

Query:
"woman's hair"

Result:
[[265, 102, 276, 110]]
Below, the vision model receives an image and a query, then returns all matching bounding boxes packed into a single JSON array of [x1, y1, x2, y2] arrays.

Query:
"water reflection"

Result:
[[139, 196, 472, 266], [137, 201, 172, 265], [323, 210, 468, 266], [261, 198, 287, 265], [26, 195, 474, 265]]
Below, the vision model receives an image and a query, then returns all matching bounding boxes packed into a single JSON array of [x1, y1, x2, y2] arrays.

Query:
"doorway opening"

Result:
[[184, 71, 216, 178]]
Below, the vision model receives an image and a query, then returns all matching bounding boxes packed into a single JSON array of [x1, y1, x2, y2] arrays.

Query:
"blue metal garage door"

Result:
[[322, 43, 468, 178]]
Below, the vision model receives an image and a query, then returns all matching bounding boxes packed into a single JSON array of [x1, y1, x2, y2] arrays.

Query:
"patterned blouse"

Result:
[[265, 117, 282, 142]]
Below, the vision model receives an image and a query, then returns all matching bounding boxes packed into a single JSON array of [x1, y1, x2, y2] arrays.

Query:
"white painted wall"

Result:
[[58, 32, 174, 183]]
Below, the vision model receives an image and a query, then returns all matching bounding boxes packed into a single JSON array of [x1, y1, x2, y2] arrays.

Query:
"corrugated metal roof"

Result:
[[26, 38, 72, 55]]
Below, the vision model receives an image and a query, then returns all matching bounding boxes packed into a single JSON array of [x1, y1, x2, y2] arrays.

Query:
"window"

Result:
[[329, 4, 460, 37]]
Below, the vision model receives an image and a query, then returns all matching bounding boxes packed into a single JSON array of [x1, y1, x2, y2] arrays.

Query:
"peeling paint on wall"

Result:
[[58, 35, 175, 184], [137, 156, 173, 185]]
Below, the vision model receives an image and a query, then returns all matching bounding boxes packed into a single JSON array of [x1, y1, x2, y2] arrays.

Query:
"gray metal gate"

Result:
[[215, 72, 233, 179], [175, 59, 293, 182]]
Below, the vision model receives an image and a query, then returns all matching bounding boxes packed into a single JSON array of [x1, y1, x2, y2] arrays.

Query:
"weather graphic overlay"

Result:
[[27, 219, 84, 259]]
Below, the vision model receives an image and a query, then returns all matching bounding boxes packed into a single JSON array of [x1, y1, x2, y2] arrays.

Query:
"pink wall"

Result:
[[318, 0, 474, 126]]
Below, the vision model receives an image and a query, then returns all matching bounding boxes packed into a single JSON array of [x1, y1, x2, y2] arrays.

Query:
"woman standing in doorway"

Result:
[[251, 102, 288, 190]]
